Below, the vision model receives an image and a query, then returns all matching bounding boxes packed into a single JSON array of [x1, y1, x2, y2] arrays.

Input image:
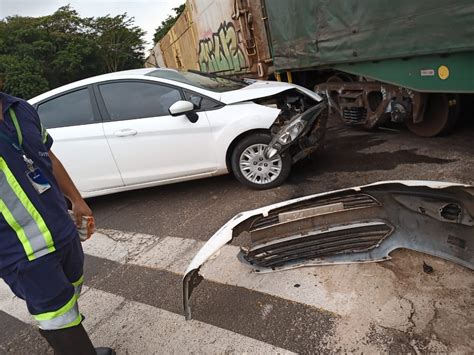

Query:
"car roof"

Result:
[[28, 67, 185, 104]]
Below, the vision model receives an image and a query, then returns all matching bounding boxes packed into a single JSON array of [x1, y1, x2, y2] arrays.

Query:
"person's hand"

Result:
[[72, 199, 92, 225], [72, 199, 95, 239]]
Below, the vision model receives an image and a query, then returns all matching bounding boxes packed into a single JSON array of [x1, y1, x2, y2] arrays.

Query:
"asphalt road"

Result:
[[1, 117, 473, 354], [89, 117, 474, 241]]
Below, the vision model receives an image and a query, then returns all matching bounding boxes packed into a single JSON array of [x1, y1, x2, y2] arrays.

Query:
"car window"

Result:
[[184, 90, 221, 110], [37, 88, 95, 129], [99, 81, 182, 121]]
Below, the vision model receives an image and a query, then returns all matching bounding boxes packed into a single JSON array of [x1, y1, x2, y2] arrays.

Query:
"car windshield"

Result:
[[146, 69, 248, 92]]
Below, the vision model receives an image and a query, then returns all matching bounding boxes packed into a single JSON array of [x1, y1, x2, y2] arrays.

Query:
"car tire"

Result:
[[231, 133, 292, 190]]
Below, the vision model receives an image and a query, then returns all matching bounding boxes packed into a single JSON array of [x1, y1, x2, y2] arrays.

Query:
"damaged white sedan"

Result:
[[183, 181, 473, 319], [29, 68, 326, 197]]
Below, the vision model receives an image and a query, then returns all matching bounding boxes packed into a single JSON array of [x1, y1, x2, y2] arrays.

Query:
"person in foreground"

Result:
[[0, 92, 114, 355]]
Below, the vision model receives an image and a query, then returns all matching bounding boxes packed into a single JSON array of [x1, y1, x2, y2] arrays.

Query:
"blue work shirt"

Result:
[[0, 93, 78, 277]]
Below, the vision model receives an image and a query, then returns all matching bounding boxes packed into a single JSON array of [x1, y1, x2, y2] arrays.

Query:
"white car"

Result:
[[29, 68, 327, 197]]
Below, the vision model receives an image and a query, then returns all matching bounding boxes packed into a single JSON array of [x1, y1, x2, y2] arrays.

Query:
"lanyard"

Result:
[[0, 108, 35, 171], [0, 108, 23, 151], [9, 108, 23, 147]]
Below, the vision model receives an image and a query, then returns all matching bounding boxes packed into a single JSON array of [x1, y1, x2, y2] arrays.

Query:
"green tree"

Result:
[[0, 5, 146, 99], [0, 15, 53, 97], [93, 14, 145, 72], [0, 55, 49, 98], [153, 4, 185, 43], [37, 6, 101, 88]]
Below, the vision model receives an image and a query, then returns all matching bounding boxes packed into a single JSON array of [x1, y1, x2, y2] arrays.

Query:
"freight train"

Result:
[[146, 0, 474, 137]]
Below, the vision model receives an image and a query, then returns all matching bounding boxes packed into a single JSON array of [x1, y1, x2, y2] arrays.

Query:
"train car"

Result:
[[146, 0, 474, 137]]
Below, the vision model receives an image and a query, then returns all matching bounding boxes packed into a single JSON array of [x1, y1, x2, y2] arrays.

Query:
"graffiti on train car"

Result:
[[198, 22, 247, 73]]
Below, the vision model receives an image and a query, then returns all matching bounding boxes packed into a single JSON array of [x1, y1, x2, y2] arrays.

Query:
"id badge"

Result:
[[26, 168, 51, 194]]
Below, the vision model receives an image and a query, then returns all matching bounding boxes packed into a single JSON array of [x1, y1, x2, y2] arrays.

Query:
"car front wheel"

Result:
[[231, 133, 292, 189]]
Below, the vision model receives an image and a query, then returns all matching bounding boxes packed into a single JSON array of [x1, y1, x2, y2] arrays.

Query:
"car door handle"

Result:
[[114, 129, 138, 137]]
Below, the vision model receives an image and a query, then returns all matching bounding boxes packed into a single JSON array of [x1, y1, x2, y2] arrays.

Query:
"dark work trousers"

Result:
[[2, 236, 85, 329]]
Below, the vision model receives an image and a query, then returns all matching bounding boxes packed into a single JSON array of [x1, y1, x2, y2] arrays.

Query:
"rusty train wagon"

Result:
[[147, 0, 474, 137]]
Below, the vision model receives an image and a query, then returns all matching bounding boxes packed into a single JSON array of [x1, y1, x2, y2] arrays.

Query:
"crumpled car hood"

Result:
[[183, 180, 473, 320], [219, 80, 323, 104]]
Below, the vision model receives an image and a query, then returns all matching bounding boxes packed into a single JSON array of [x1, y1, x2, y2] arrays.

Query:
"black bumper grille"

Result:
[[244, 222, 393, 269]]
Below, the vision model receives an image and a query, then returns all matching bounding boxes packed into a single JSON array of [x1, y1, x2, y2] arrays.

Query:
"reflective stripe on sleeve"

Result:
[[40, 124, 49, 144], [34, 294, 82, 330], [0, 157, 55, 260]]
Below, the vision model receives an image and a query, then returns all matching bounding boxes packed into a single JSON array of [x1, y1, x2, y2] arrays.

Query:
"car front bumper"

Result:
[[183, 180, 473, 320]]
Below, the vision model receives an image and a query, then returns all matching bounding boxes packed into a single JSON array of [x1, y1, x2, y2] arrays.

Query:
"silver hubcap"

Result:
[[239, 144, 282, 184]]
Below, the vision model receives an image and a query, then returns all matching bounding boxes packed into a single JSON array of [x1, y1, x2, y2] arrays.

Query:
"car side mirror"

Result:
[[168, 100, 199, 123], [169, 100, 194, 116]]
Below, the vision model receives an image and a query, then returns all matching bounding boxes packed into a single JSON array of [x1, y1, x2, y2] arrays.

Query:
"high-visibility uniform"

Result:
[[0, 93, 83, 330]]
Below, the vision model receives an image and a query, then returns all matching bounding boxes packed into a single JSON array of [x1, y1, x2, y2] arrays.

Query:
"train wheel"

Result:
[[406, 93, 460, 137]]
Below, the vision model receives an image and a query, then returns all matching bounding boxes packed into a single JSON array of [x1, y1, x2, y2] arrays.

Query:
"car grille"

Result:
[[244, 221, 393, 269]]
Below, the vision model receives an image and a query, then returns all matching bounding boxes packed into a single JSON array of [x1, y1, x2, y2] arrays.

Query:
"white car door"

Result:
[[35, 87, 123, 193], [96, 80, 217, 185]]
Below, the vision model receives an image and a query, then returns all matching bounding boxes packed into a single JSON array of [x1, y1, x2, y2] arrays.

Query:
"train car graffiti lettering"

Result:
[[198, 22, 246, 73]]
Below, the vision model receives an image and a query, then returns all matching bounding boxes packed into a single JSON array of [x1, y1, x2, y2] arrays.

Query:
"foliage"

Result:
[[0, 55, 49, 99], [93, 14, 145, 72], [153, 4, 185, 43], [0, 5, 145, 99]]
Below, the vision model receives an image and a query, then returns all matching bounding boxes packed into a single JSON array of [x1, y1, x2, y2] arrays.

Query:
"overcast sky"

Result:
[[0, 0, 184, 52]]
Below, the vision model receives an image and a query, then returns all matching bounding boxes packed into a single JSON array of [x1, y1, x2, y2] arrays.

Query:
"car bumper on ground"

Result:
[[183, 180, 473, 320]]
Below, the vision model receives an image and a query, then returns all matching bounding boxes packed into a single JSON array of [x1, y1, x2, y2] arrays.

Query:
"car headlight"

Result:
[[276, 118, 307, 145]]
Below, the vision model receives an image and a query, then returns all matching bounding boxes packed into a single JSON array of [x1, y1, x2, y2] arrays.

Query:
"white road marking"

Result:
[[85, 230, 474, 352], [0, 282, 293, 354], [85, 230, 395, 315], [0, 280, 30, 324], [2, 229, 472, 353], [83, 288, 294, 354]]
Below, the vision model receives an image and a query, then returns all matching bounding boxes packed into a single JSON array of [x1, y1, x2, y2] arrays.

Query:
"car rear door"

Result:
[[36, 86, 124, 193], [95, 80, 216, 185]]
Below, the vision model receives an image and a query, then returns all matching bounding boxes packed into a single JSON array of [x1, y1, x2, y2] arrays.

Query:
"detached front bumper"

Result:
[[183, 181, 473, 320]]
